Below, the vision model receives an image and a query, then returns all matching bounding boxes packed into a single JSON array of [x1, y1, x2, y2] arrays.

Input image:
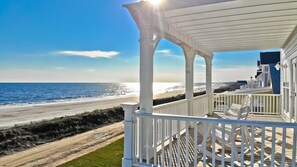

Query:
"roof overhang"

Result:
[[124, 0, 297, 54]]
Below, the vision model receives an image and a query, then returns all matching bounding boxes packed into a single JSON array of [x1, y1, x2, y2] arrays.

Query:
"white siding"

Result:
[[281, 26, 297, 122], [282, 27, 297, 60]]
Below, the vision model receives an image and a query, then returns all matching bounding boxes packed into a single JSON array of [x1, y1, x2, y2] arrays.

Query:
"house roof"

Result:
[[125, 0, 297, 55], [260, 52, 280, 65], [255, 71, 262, 78]]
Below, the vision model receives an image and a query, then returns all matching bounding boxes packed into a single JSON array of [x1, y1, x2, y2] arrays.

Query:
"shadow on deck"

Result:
[[156, 112, 296, 167]]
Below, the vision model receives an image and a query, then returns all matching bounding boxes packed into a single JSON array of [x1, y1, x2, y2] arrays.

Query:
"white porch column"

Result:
[[124, 2, 161, 161], [205, 55, 214, 115], [182, 45, 196, 116], [288, 60, 294, 122], [139, 25, 160, 159]]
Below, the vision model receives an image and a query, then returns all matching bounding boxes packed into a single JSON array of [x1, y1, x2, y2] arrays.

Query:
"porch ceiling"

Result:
[[156, 0, 297, 52]]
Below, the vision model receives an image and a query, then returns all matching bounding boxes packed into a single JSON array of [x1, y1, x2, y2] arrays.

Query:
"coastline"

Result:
[[0, 89, 184, 129], [0, 84, 239, 166]]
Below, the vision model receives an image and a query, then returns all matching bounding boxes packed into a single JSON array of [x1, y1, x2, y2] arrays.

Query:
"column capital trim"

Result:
[[203, 54, 214, 63], [182, 44, 196, 61]]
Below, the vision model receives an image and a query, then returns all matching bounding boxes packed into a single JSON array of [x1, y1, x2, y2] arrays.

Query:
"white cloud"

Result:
[[86, 69, 95, 72], [156, 49, 170, 54], [54, 67, 66, 70], [55, 50, 119, 58]]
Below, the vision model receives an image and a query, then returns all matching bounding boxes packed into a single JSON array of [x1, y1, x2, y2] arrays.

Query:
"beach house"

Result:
[[121, 0, 297, 166], [255, 52, 280, 93]]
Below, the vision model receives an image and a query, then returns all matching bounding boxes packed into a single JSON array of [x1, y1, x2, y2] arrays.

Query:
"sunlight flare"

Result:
[[147, 0, 161, 5]]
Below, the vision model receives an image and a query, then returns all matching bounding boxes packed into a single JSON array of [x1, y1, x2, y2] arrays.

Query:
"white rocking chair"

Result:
[[198, 100, 252, 162], [224, 94, 252, 118]]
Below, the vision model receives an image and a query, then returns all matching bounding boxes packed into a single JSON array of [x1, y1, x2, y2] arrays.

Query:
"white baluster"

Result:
[[271, 127, 276, 166], [153, 118, 157, 166], [194, 125, 198, 167], [292, 128, 297, 167], [251, 126, 255, 167], [281, 127, 287, 166], [260, 126, 265, 167]]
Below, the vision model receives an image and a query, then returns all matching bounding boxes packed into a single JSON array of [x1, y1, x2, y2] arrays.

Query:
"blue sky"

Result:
[[0, 0, 279, 82]]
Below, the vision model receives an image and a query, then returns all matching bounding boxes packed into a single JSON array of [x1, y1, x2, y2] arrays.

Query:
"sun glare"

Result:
[[147, 0, 161, 5]]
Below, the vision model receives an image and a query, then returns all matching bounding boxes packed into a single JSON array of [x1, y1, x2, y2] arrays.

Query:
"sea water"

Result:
[[0, 82, 226, 107]]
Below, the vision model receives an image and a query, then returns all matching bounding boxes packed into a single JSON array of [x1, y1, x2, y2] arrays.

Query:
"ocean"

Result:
[[0, 82, 226, 107]]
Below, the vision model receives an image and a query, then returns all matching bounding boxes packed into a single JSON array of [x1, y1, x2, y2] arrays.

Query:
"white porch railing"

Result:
[[153, 94, 209, 117], [151, 95, 209, 148], [214, 93, 281, 115], [192, 94, 209, 117], [153, 99, 188, 115], [153, 99, 188, 147], [122, 108, 297, 167]]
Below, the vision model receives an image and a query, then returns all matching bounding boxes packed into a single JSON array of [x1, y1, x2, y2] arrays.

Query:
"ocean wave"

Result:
[[0, 82, 226, 108]]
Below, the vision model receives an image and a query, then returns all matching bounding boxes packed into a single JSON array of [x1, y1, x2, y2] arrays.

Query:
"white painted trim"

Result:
[[124, 2, 213, 58]]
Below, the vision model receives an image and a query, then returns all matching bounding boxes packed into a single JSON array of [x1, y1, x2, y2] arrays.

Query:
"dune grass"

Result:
[[59, 138, 124, 167]]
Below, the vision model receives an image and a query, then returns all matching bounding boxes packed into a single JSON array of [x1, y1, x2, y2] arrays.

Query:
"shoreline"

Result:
[[0, 89, 185, 129], [0, 83, 213, 109], [0, 83, 239, 166]]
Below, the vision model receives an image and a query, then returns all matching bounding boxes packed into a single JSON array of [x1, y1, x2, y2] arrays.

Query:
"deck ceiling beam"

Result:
[[175, 9, 297, 28], [180, 15, 297, 31], [186, 25, 296, 37], [169, 7, 297, 27], [164, 0, 297, 18], [195, 33, 291, 42], [210, 42, 284, 48], [185, 21, 297, 34], [169, 4, 297, 25], [201, 39, 288, 45], [192, 30, 293, 40], [215, 44, 283, 52]]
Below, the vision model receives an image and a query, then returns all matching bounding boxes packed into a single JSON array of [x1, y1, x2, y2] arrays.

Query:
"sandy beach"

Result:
[[0, 89, 184, 129]]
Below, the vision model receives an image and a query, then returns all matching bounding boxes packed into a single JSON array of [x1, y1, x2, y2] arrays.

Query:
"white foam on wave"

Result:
[[0, 82, 226, 109]]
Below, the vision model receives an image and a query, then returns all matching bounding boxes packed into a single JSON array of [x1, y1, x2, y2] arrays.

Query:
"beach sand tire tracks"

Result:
[[0, 122, 124, 167]]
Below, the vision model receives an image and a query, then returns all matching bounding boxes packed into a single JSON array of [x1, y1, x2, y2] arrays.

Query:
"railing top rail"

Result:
[[153, 99, 188, 110], [213, 93, 281, 97], [133, 111, 297, 128], [193, 94, 208, 100], [250, 94, 281, 96]]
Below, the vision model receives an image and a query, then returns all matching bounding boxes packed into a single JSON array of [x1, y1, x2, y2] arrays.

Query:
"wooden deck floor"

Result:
[[157, 113, 296, 167]]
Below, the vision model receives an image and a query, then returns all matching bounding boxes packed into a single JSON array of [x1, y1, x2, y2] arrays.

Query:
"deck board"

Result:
[[156, 112, 296, 167]]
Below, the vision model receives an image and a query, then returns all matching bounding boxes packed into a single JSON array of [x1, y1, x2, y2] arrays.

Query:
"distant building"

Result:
[[236, 80, 247, 86], [255, 51, 280, 94]]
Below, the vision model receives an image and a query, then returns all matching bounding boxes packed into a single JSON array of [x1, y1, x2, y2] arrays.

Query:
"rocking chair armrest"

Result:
[[213, 126, 233, 135], [224, 103, 242, 116]]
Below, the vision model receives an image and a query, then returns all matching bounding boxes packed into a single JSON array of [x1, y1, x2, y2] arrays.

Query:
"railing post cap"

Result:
[[122, 158, 133, 167], [121, 102, 139, 106], [121, 102, 139, 112]]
